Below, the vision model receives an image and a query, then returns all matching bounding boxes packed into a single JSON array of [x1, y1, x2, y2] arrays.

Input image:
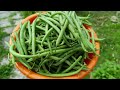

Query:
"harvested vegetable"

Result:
[[9, 11, 101, 77]]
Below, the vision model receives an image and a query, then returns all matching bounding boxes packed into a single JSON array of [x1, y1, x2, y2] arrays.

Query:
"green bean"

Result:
[[13, 32, 32, 69], [36, 45, 67, 53], [45, 24, 52, 54], [83, 52, 90, 60], [54, 47, 81, 66], [41, 27, 53, 44], [65, 61, 82, 70], [47, 35, 52, 53], [36, 25, 46, 31], [48, 60, 55, 71], [15, 56, 32, 69], [56, 64, 62, 73], [62, 56, 82, 73], [64, 11, 69, 14], [71, 12, 82, 36], [42, 64, 50, 73], [56, 19, 68, 46], [36, 40, 48, 46], [38, 17, 61, 33], [93, 38, 105, 41], [27, 58, 33, 62], [68, 24, 79, 40], [20, 21, 28, 55], [52, 17, 59, 22], [69, 32, 74, 40], [76, 14, 96, 53], [60, 40, 65, 45], [28, 21, 32, 45], [45, 16, 61, 27], [59, 15, 62, 25], [81, 42, 88, 52], [50, 11, 56, 14], [32, 18, 37, 55], [38, 59, 52, 69], [63, 35, 71, 47], [68, 11, 73, 16], [38, 44, 44, 51], [23, 28, 28, 40], [65, 60, 72, 66], [38, 65, 84, 77], [31, 62, 36, 69], [82, 20, 92, 25], [71, 56, 81, 66], [82, 25, 90, 40], [78, 14, 90, 20], [49, 37, 57, 41], [59, 45, 83, 58], [45, 23, 48, 33], [36, 36, 44, 42], [11, 55, 15, 64], [10, 44, 71, 58], [49, 56, 61, 60], [72, 66, 82, 70], [11, 36, 19, 52], [61, 15, 66, 26], [14, 32, 24, 54], [29, 62, 39, 69], [46, 13, 51, 17], [51, 11, 76, 28], [64, 33, 74, 41], [72, 13, 92, 52]]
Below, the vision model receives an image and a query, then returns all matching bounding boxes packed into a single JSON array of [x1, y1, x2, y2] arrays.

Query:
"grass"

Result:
[[0, 27, 9, 62], [0, 61, 14, 79], [91, 60, 120, 79], [0, 27, 13, 79]]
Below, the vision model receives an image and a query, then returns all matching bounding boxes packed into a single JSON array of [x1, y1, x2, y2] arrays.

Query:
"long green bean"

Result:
[[32, 18, 37, 55], [28, 21, 32, 45], [38, 65, 84, 77], [62, 56, 82, 73], [10, 44, 71, 58], [20, 21, 28, 55], [56, 19, 68, 46]]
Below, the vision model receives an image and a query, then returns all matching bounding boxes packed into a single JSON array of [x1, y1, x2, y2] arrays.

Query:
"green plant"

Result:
[[0, 27, 9, 62], [91, 60, 120, 79], [0, 60, 14, 79]]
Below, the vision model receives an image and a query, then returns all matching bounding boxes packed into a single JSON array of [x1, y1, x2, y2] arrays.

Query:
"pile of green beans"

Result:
[[9, 11, 102, 77]]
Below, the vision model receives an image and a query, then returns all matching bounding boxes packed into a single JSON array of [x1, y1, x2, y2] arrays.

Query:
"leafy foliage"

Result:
[[0, 61, 14, 79], [0, 27, 9, 62], [91, 60, 120, 79]]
